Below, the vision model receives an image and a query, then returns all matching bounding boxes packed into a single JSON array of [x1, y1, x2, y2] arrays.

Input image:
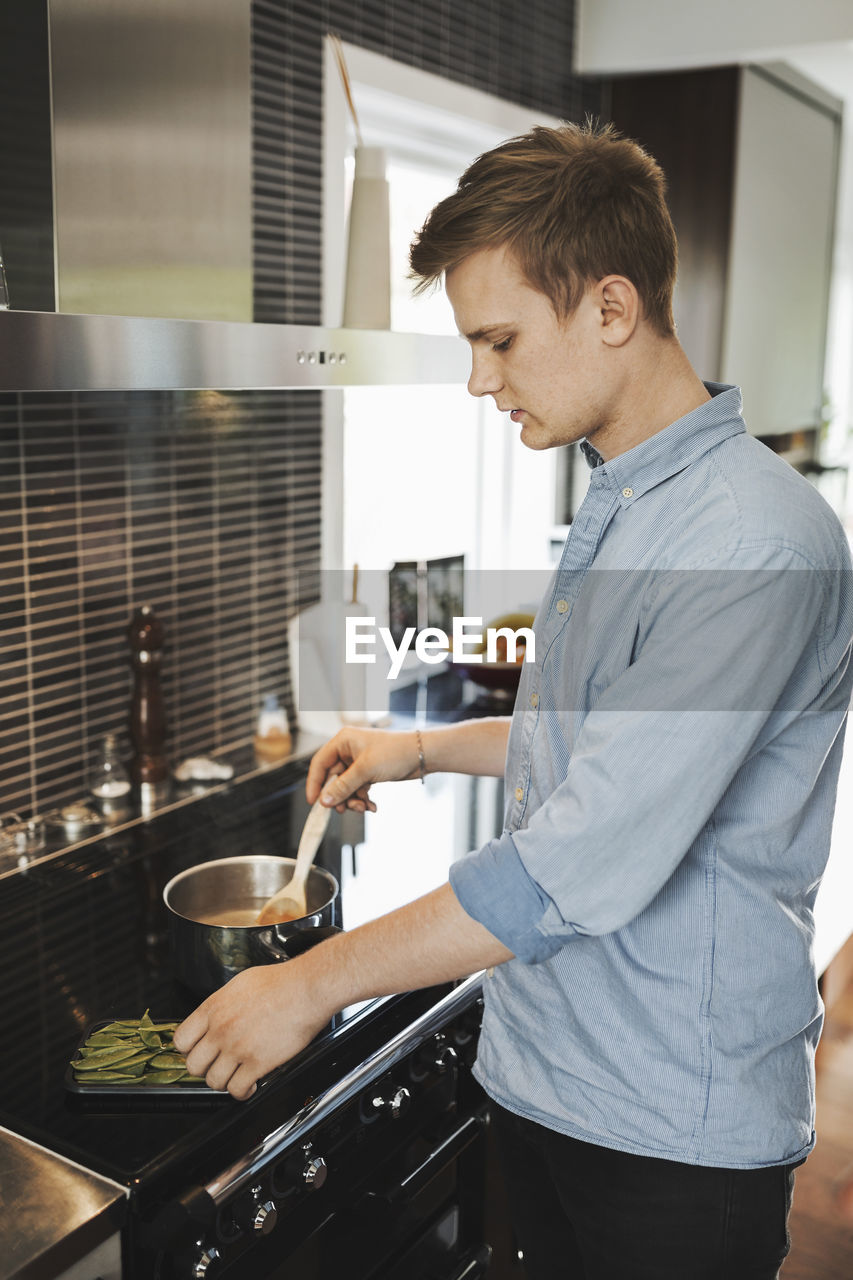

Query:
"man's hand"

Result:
[[173, 960, 333, 1101], [306, 726, 422, 813]]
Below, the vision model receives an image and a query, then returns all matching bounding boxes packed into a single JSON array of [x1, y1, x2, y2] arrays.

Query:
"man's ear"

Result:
[[596, 276, 639, 347]]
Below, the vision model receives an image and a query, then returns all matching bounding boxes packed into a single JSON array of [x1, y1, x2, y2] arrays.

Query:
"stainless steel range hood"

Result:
[[0, 310, 469, 391], [0, 0, 467, 392], [50, 0, 252, 323]]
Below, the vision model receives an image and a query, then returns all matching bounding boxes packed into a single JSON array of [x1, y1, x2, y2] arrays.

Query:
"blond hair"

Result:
[[409, 120, 677, 337]]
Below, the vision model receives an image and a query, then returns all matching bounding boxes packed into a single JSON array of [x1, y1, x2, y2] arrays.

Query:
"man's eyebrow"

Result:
[[461, 323, 513, 342]]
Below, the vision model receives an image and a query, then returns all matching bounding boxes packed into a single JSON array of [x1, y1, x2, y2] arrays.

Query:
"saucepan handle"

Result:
[[255, 924, 342, 962]]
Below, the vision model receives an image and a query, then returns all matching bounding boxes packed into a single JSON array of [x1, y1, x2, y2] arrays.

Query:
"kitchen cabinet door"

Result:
[[609, 63, 841, 444], [721, 66, 840, 438]]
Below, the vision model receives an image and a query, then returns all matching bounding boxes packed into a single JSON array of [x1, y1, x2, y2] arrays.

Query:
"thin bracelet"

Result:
[[415, 728, 426, 784]]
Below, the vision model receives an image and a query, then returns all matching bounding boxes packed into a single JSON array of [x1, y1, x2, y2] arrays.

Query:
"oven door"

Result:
[[256, 1105, 493, 1280]]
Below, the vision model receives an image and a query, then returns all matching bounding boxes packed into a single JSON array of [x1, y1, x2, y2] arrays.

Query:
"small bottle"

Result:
[[254, 694, 292, 764], [89, 733, 132, 818], [128, 605, 169, 806]]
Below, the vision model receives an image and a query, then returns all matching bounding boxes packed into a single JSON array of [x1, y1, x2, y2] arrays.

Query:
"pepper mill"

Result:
[[128, 605, 169, 812]]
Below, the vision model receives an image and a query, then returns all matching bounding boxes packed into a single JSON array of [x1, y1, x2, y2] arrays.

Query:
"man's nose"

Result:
[[467, 350, 502, 399]]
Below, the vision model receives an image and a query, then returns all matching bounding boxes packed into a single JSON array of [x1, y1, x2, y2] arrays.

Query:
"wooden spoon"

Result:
[[255, 800, 332, 926]]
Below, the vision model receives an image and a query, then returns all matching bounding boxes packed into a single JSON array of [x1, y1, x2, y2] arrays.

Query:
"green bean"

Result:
[[73, 1069, 145, 1082], [70, 1010, 203, 1088], [149, 1052, 186, 1069], [82, 1033, 134, 1048], [74, 1048, 145, 1070]]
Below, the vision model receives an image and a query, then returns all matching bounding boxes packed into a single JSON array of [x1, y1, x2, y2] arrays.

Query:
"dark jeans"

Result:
[[492, 1103, 800, 1280]]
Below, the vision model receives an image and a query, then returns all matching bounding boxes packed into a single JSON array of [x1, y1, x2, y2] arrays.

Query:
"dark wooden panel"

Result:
[[609, 67, 740, 381]]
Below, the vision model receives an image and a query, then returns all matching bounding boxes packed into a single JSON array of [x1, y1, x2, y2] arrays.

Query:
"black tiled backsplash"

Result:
[[1, 0, 600, 820], [1, 391, 321, 816]]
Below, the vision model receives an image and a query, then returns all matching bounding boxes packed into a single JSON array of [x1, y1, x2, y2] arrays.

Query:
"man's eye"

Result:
[[492, 337, 513, 352]]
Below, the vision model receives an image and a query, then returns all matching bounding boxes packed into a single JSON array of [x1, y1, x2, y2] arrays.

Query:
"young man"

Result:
[[175, 123, 853, 1279]]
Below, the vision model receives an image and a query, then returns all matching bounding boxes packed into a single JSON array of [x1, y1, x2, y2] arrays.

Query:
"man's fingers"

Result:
[[183, 1039, 221, 1082], [226, 1065, 259, 1101], [319, 761, 371, 808], [204, 1054, 240, 1094], [173, 1007, 209, 1056], [306, 739, 350, 802], [343, 785, 377, 815]]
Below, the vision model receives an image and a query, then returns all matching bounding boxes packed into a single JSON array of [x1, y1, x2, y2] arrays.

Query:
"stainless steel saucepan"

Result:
[[163, 855, 340, 997]]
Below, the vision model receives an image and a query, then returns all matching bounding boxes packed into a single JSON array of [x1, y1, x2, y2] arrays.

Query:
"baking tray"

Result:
[[64, 1018, 229, 1104]]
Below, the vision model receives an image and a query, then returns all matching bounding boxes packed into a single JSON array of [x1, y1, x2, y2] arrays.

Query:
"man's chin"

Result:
[[519, 422, 550, 451]]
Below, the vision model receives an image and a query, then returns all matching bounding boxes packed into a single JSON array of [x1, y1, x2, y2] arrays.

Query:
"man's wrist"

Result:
[[295, 929, 359, 1020], [414, 728, 427, 782]]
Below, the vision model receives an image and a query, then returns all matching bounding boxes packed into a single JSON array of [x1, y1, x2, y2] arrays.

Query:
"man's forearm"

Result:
[[420, 717, 511, 779], [307, 882, 514, 1013], [307, 718, 511, 811]]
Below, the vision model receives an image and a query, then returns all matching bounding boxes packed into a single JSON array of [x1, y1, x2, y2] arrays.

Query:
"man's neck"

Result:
[[589, 339, 711, 462]]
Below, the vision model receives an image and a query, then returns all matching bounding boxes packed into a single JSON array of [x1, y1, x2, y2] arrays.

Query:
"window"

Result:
[[322, 41, 568, 599]]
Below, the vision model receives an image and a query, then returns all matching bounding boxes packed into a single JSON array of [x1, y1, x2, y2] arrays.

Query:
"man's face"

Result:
[[445, 244, 616, 453]]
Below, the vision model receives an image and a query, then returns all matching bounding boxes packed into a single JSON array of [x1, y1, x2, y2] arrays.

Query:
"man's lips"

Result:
[[495, 404, 528, 422]]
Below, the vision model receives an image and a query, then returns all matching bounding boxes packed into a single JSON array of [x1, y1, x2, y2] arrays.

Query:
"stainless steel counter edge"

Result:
[[0, 1124, 127, 1280], [0, 311, 470, 392]]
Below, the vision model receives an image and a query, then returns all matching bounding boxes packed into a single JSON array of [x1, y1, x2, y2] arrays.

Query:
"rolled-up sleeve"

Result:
[[449, 831, 569, 962], [449, 547, 845, 962]]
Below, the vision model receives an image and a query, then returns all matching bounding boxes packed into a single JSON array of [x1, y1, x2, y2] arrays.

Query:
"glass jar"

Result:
[[89, 733, 132, 818]]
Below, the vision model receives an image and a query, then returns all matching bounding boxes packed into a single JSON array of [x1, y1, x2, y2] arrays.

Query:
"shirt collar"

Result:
[[580, 383, 746, 506]]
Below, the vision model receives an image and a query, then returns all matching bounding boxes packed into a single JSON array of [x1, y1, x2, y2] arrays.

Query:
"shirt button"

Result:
[[530, 692, 539, 709], [515, 786, 524, 803], [486, 967, 495, 979], [556, 599, 569, 614], [622, 486, 634, 498]]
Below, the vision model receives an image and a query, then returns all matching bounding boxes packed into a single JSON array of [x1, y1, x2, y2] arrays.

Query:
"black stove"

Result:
[[0, 746, 507, 1280]]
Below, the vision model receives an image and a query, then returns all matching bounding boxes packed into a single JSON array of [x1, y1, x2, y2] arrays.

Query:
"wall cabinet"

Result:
[[609, 63, 842, 444]]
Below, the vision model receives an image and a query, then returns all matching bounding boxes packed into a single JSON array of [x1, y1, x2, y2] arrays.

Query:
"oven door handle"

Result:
[[368, 1108, 488, 1207]]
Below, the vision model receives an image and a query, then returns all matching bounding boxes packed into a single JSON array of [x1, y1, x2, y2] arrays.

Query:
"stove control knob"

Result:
[[251, 1199, 278, 1235], [191, 1245, 221, 1279], [234, 1189, 278, 1235], [371, 1085, 411, 1120], [433, 1041, 459, 1073], [423, 1033, 459, 1074], [274, 1144, 328, 1194], [303, 1155, 328, 1189], [412, 1033, 459, 1078]]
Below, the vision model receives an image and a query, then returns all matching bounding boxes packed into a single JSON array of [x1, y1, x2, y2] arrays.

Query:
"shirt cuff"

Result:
[[449, 830, 568, 964]]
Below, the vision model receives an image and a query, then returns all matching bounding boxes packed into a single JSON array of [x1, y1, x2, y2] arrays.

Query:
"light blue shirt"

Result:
[[450, 384, 853, 1168]]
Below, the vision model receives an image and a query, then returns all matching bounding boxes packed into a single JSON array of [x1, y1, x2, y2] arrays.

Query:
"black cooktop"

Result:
[[0, 744, 502, 1204]]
